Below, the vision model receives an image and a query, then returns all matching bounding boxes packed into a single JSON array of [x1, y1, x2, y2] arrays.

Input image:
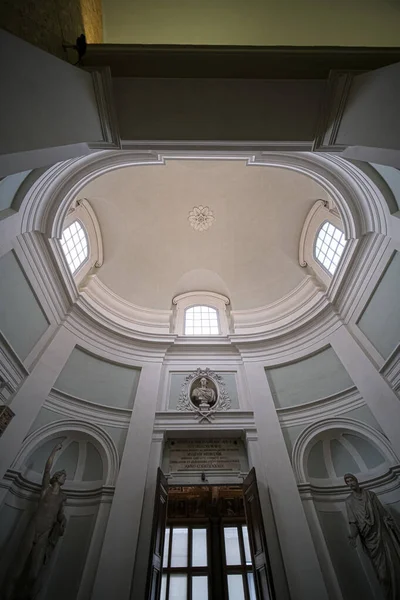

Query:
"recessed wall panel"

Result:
[[357, 251, 400, 359], [266, 347, 353, 408], [0, 251, 49, 360], [54, 347, 140, 408]]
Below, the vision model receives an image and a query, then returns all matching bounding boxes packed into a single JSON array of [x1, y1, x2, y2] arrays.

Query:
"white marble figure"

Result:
[[3, 443, 67, 600], [191, 377, 216, 411], [345, 473, 400, 600]]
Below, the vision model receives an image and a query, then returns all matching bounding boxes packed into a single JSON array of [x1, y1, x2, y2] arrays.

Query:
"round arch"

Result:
[[11, 419, 119, 487], [292, 417, 399, 484]]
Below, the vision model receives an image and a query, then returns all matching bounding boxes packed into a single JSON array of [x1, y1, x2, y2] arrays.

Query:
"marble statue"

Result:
[[191, 377, 216, 411], [3, 443, 67, 600], [345, 473, 400, 600]]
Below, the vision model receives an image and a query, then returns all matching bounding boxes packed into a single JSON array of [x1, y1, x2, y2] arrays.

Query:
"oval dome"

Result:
[[77, 158, 332, 311]]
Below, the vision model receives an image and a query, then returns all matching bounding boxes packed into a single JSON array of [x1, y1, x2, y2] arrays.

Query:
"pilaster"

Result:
[[243, 361, 330, 600], [330, 326, 400, 458], [91, 362, 163, 600], [0, 325, 76, 482]]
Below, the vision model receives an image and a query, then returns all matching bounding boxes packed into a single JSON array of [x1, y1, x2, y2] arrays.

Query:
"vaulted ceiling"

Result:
[[78, 159, 332, 310]]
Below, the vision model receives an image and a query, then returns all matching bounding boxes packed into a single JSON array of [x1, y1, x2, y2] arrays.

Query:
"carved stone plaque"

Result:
[[168, 438, 242, 473], [0, 405, 14, 436]]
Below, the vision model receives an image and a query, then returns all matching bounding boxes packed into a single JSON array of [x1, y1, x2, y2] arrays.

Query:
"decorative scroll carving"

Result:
[[0, 405, 14, 436], [176, 368, 231, 422]]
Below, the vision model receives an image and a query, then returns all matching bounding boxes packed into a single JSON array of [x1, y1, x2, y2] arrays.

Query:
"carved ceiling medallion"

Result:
[[188, 205, 215, 231], [177, 368, 231, 423]]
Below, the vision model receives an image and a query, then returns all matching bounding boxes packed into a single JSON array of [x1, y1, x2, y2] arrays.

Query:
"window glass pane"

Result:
[[227, 574, 245, 600], [224, 527, 241, 565], [169, 575, 187, 599], [315, 221, 346, 276], [163, 528, 170, 567], [192, 576, 208, 600], [247, 573, 257, 600], [192, 528, 207, 566], [171, 528, 188, 567], [185, 306, 219, 335], [61, 220, 88, 274], [242, 526, 252, 565], [160, 574, 167, 600]]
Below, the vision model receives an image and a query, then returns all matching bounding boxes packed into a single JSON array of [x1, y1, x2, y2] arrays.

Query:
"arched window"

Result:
[[185, 305, 220, 335], [314, 221, 346, 276], [60, 220, 89, 274]]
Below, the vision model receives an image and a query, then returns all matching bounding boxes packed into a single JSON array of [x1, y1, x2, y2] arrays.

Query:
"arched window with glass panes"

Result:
[[60, 220, 89, 274], [314, 221, 346, 276], [184, 306, 220, 335]]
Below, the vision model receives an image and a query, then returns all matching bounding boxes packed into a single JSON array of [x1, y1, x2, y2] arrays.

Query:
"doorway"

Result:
[[146, 469, 275, 600]]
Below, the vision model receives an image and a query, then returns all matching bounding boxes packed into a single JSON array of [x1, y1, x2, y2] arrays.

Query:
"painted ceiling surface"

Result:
[[78, 159, 331, 310]]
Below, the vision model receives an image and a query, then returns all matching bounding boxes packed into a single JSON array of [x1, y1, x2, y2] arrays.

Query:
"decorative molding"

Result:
[[176, 367, 231, 422], [381, 345, 400, 392], [1, 470, 115, 504], [11, 419, 120, 486], [231, 275, 326, 336], [79, 275, 172, 335], [82, 44, 400, 80], [0, 404, 14, 435], [172, 291, 230, 336], [12, 150, 393, 346], [313, 71, 360, 152], [298, 199, 330, 267], [172, 291, 230, 306], [292, 417, 399, 485], [85, 66, 121, 150], [298, 464, 400, 502], [45, 389, 131, 429], [277, 386, 364, 428], [188, 205, 215, 231], [0, 335, 29, 392], [154, 410, 255, 431]]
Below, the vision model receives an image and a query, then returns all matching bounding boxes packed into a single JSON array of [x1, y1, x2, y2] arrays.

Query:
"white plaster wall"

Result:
[[336, 62, 400, 151], [0, 251, 49, 360], [54, 348, 140, 409], [266, 347, 354, 409], [0, 171, 31, 213], [357, 251, 400, 359], [0, 31, 102, 157]]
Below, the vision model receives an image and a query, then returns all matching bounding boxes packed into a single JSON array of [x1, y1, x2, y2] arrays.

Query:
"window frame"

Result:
[[59, 197, 103, 286], [313, 220, 346, 277], [298, 199, 349, 289], [172, 292, 230, 336], [161, 525, 211, 600], [184, 305, 221, 336], [221, 523, 254, 600], [60, 219, 90, 275]]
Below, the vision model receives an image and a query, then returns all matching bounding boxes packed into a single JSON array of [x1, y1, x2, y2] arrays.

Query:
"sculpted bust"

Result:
[[3, 443, 67, 600], [345, 473, 400, 599], [191, 377, 216, 411]]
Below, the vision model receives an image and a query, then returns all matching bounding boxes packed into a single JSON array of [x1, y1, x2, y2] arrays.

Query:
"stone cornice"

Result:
[[0, 334, 28, 392], [80, 275, 171, 335], [2, 470, 114, 504], [154, 410, 255, 431], [277, 386, 364, 428], [298, 464, 400, 502], [381, 345, 400, 392], [46, 389, 131, 429]]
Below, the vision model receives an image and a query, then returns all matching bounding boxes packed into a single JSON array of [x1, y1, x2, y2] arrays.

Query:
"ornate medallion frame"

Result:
[[176, 368, 231, 422]]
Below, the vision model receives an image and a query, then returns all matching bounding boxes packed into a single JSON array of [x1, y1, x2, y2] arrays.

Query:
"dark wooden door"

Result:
[[243, 468, 275, 600], [145, 468, 168, 600]]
